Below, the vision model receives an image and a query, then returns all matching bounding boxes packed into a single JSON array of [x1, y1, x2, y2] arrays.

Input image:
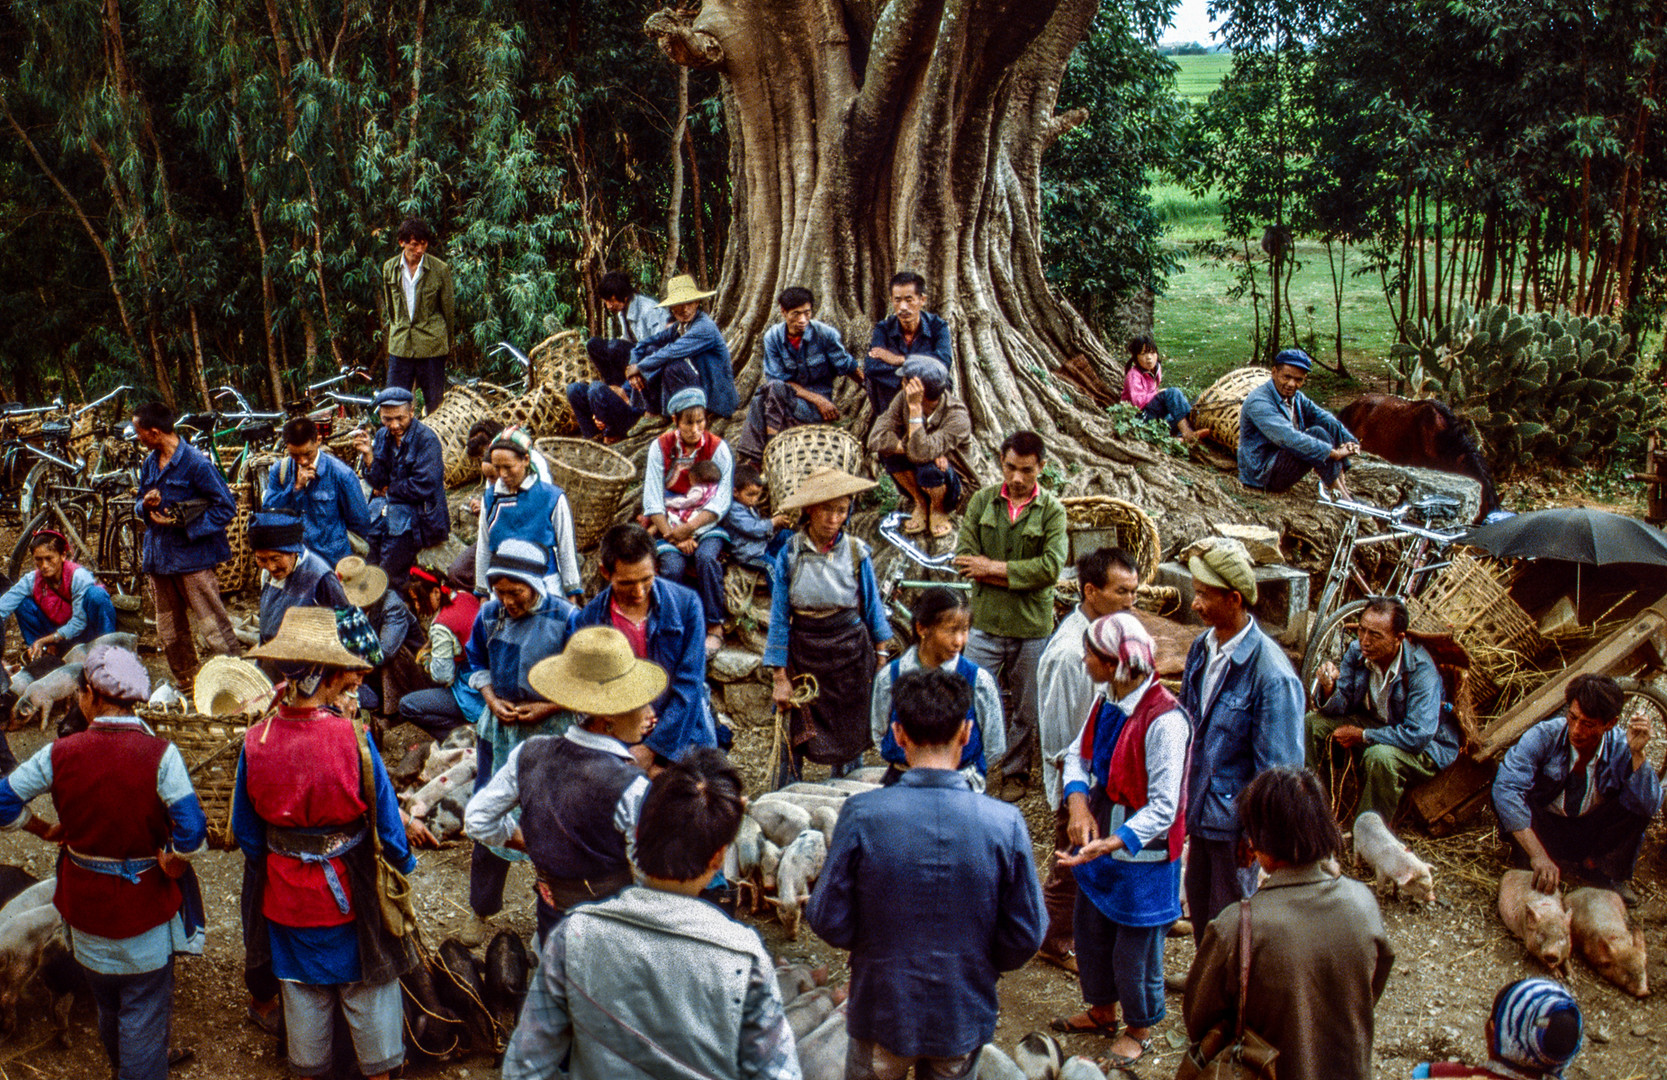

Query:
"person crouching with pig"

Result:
[[232, 606, 416, 1080], [502, 747, 793, 1080], [1049, 612, 1188, 1069], [766, 466, 894, 786], [464, 626, 664, 944], [0, 644, 205, 1079]]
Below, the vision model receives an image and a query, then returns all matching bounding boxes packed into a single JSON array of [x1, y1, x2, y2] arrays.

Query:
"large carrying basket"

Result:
[[496, 380, 570, 439], [1190, 366, 1272, 453], [534, 437, 636, 550], [1060, 495, 1163, 583], [214, 483, 256, 595], [763, 426, 864, 510], [1409, 551, 1544, 706], [425, 386, 499, 488], [138, 705, 253, 851]]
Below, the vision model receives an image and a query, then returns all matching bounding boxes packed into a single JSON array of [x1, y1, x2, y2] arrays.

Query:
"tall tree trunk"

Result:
[[687, 122, 709, 285], [663, 65, 689, 283], [647, 0, 1147, 473]]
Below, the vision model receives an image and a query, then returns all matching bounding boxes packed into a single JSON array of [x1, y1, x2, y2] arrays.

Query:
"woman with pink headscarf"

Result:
[[1048, 611, 1191, 1071]]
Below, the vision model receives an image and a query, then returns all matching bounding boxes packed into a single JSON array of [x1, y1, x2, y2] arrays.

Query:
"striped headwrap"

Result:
[[1084, 610, 1155, 683], [1489, 978, 1582, 1077]]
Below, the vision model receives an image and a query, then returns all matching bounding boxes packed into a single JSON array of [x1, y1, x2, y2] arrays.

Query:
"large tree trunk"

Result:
[[646, 0, 1139, 482]]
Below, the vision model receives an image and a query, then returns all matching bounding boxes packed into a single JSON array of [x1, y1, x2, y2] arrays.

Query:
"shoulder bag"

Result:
[[358, 737, 418, 938], [1176, 899, 1279, 1080]]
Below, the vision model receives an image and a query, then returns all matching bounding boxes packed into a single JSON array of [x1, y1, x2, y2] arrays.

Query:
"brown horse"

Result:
[[1337, 393, 1500, 522]]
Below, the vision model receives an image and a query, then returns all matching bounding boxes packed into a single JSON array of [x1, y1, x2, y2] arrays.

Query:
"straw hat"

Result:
[[193, 656, 276, 717], [336, 555, 390, 608], [247, 606, 373, 671], [777, 466, 876, 514], [528, 626, 668, 716], [658, 274, 716, 308]]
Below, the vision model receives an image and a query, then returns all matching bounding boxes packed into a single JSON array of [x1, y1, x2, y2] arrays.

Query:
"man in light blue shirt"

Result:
[[567, 272, 670, 442], [262, 416, 373, 568]]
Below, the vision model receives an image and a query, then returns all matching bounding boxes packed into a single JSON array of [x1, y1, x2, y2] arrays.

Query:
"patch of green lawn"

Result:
[[1171, 53, 1233, 105]]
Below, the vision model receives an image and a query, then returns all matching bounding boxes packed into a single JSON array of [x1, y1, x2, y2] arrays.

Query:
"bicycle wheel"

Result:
[[1615, 677, 1667, 781], [1301, 598, 1370, 692], [20, 458, 77, 520], [101, 516, 146, 597]]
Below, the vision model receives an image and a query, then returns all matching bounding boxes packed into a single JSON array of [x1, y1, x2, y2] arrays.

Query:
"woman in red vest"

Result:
[[642, 387, 734, 654], [232, 606, 416, 1080], [1050, 611, 1191, 1070]]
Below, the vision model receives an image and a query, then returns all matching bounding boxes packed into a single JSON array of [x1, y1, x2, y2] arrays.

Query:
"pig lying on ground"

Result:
[[1353, 811, 1435, 901], [1498, 869, 1571, 972], [784, 987, 841, 1041], [421, 745, 474, 784], [405, 758, 477, 820], [774, 961, 828, 1001], [1568, 887, 1649, 997], [795, 1003, 848, 1080], [0, 879, 54, 926]]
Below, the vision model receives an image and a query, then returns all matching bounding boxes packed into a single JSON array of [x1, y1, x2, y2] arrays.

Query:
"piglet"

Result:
[[773, 829, 828, 939], [774, 960, 828, 1002], [751, 801, 812, 849], [783, 986, 840, 1041], [1568, 887, 1649, 997], [0, 879, 54, 927], [1498, 869, 1572, 972], [1014, 1031, 1064, 1079], [421, 745, 475, 784], [977, 1045, 1026, 1080], [11, 664, 82, 732], [1060, 1058, 1111, 1080], [1353, 811, 1435, 902], [0, 904, 62, 1037], [406, 757, 477, 819], [795, 1003, 848, 1080], [809, 806, 840, 848], [760, 840, 783, 891]]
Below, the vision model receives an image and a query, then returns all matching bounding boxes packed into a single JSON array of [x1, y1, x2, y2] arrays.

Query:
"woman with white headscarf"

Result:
[[1049, 611, 1190, 1070]]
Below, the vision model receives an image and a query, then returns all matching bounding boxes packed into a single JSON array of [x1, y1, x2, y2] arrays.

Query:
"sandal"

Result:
[[1100, 1036, 1154, 1070], [903, 509, 927, 535], [1049, 1011, 1119, 1037], [929, 517, 955, 538], [1036, 947, 1079, 974]]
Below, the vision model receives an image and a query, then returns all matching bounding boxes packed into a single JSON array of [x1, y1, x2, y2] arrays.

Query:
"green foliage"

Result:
[[1105, 402, 1188, 457], [1390, 303, 1646, 474], [1040, 0, 1188, 332]]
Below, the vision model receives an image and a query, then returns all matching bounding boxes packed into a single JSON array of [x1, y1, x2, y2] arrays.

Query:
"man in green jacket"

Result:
[[955, 430, 1068, 802], [381, 217, 456, 414]]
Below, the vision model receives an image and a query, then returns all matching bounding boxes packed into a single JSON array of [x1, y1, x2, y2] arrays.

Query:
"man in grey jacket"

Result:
[[567, 272, 670, 442], [1306, 596, 1463, 821], [1237, 349, 1359, 497], [501, 748, 798, 1080]]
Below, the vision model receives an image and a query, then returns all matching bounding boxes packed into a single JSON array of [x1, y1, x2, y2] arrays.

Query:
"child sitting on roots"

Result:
[[719, 463, 790, 572], [1121, 334, 1208, 443]]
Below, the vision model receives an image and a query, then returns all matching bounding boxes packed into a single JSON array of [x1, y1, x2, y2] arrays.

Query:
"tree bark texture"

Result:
[[647, 0, 1137, 484]]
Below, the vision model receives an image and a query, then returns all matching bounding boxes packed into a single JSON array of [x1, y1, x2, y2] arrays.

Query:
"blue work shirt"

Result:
[[1319, 638, 1462, 769], [630, 310, 738, 418], [461, 591, 576, 704], [137, 438, 236, 575], [571, 578, 716, 762], [262, 451, 373, 568], [1177, 618, 1305, 841], [762, 319, 857, 402], [806, 768, 1043, 1059], [611, 293, 671, 345], [1237, 378, 1356, 488], [1492, 715, 1664, 833], [866, 310, 954, 378], [365, 419, 449, 543]]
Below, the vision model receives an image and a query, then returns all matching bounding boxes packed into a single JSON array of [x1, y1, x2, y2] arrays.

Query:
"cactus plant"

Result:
[[1388, 303, 1644, 475]]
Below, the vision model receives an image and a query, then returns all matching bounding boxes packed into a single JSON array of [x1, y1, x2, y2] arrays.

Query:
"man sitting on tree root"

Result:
[[733, 285, 862, 463], [867, 357, 973, 538], [1238, 348, 1360, 499], [865, 271, 954, 417]]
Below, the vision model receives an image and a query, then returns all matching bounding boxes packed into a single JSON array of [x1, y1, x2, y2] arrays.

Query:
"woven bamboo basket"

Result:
[[214, 483, 257, 595], [533, 437, 636, 550], [1189, 366, 1272, 453], [763, 426, 864, 510], [496, 380, 570, 439], [529, 329, 590, 392], [425, 386, 498, 489], [1408, 551, 1544, 706], [138, 705, 253, 850], [1060, 495, 1162, 583]]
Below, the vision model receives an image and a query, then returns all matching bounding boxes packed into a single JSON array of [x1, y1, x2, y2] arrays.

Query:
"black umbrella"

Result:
[[1460, 507, 1667, 566]]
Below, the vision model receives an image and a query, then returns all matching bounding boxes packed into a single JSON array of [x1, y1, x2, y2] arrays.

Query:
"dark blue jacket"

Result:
[[137, 439, 236, 575], [1177, 620, 1305, 841], [806, 769, 1043, 1058], [762, 319, 857, 400], [262, 451, 373, 568], [1237, 378, 1355, 488], [366, 419, 449, 545], [630, 311, 738, 418], [570, 578, 715, 762], [866, 310, 954, 378]]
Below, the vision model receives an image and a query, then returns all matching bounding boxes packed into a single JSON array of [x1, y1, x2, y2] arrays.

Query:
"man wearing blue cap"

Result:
[[351, 387, 449, 593], [1238, 349, 1360, 499]]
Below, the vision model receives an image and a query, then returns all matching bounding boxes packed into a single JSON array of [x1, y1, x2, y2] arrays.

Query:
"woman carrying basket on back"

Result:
[[765, 467, 894, 786]]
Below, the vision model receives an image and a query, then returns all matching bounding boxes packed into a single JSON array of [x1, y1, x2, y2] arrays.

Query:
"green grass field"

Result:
[[1170, 52, 1233, 105]]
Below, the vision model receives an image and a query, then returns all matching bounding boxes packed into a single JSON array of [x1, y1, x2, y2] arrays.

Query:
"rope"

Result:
[[1327, 735, 1357, 822], [768, 674, 822, 788]]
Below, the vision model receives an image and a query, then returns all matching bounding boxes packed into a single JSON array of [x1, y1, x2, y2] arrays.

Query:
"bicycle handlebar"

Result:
[[877, 512, 958, 571], [1316, 488, 1466, 543], [75, 385, 134, 417], [305, 368, 372, 393]]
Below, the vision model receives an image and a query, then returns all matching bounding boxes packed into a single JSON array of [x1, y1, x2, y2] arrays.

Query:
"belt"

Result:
[[266, 823, 369, 915], [791, 607, 859, 622], [67, 848, 159, 885]]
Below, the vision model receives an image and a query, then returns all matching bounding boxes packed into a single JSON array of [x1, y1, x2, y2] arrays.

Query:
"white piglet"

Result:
[[773, 829, 828, 939], [1352, 811, 1434, 902]]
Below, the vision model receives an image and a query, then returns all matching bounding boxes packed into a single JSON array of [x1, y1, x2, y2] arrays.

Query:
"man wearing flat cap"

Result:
[[1238, 349, 1360, 499], [867, 355, 974, 538], [0, 645, 206, 1079], [1176, 538, 1304, 939], [352, 387, 449, 594]]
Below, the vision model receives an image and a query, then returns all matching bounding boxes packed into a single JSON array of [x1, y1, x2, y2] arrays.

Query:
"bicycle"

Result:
[[875, 510, 966, 642], [8, 465, 145, 597]]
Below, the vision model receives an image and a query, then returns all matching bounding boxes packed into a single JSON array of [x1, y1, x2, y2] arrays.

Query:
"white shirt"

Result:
[[1035, 606, 1106, 811], [1201, 616, 1256, 719], [1060, 676, 1191, 853], [402, 256, 425, 321], [1366, 651, 1402, 725]]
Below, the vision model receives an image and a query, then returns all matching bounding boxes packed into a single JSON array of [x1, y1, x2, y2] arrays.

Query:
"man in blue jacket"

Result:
[[1237, 349, 1360, 497], [866, 271, 954, 417], [734, 285, 861, 462], [1307, 596, 1463, 822], [626, 275, 738, 420], [567, 272, 670, 443], [1493, 674, 1660, 904], [132, 401, 242, 686], [1177, 539, 1304, 942], [808, 666, 1043, 1079], [351, 387, 449, 594], [570, 524, 716, 766], [262, 417, 373, 568]]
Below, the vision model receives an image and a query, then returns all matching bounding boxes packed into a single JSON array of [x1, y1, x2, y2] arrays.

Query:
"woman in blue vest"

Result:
[[250, 513, 349, 645], [1051, 611, 1191, 1070], [474, 427, 582, 603], [868, 586, 1005, 792]]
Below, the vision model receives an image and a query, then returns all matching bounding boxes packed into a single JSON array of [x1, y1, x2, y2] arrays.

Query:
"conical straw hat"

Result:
[[193, 656, 275, 718], [246, 606, 372, 671], [776, 466, 876, 514], [658, 274, 717, 307]]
